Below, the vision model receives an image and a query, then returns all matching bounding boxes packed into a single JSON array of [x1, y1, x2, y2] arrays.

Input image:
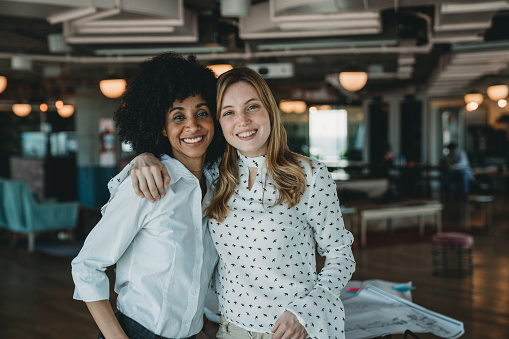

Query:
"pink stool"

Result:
[[432, 232, 474, 277]]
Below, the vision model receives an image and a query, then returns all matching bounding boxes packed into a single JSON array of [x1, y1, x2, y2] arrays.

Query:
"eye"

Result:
[[222, 110, 233, 117], [197, 110, 210, 117], [247, 104, 260, 111], [172, 114, 185, 121]]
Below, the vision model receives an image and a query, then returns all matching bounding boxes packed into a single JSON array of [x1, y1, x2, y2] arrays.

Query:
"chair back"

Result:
[[1, 179, 34, 232], [0, 178, 8, 228]]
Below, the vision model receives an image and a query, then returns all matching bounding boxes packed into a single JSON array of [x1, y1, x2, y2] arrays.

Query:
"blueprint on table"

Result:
[[343, 284, 464, 339]]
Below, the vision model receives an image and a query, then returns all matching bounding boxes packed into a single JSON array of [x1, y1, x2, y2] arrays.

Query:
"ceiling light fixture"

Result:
[[498, 99, 507, 108], [57, 105, 75, 118], [339, 71, 368, 92], [0, 76, 7, 94], [207, 64, 233, 77], [279, 100, 307, 114], [487, 84, 508, 101], [12, 103, 32, 117], [339, 63, 368, 92], [464, 91, 484, 105], [40, 103, 48, 112], [466, 102, 479, 111], [99, 79, 126, 99], [55, 100, 64, 109]]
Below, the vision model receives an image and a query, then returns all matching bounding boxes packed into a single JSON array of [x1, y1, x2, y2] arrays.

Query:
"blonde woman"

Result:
[[110, 68, 355, 339]]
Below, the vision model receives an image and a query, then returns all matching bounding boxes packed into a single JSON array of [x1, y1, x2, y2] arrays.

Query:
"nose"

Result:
[[237, 111, 251, 126], [185, 116, 200, 131]]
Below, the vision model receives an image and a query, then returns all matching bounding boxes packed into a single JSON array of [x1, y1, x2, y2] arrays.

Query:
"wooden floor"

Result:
[[0, 193, 508, 339]]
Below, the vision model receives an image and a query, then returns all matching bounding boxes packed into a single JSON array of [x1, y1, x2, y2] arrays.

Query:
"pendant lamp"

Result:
[[339, 71, 368, 92], [57, 104, 75, 118], [279, 100, 307, 114], [487, 84, 508, 101], [339, 63, 368, 92], [12, 103, 32, 117], [207, 64, 233, 77], [0, 76, 7, 94], [100, 78, 126, 99], [464, 91, 483, 106]]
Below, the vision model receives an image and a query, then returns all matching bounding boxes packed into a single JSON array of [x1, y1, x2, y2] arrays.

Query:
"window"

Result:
[[309, 109, 348, 162]]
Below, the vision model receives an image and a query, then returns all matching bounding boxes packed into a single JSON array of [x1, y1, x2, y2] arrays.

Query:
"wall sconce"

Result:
[[55, 100, 64, 109], [40, 103, 48, 112], [279, 100, 307, 114], [207, 64, 233, 77], [464, 92, 483, 106], [12, 103, 32, 117], [498, 99, 507, 108], [100, 78, 126, 99], [0, 76, 7, 94], [57, 104, 75, 118], [487, 84, 508, 101]]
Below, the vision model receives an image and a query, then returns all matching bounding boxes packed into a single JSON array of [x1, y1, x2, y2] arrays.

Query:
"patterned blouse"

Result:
[[209, 152, 355, 339]]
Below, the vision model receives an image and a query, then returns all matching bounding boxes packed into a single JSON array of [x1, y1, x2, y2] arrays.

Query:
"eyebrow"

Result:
[[221, 98, 258, 110], [169, 102, 208, 114]]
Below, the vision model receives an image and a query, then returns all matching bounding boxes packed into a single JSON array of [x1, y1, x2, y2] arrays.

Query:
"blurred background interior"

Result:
[[0, 1, 508, 338]]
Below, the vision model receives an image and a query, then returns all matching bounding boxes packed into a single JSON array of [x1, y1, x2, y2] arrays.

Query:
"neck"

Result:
[[171, 151, 206, 179], [177, 158, 205, 180]]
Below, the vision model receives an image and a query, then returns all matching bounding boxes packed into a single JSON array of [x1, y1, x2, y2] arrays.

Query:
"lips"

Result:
[[182, 136, 204, 144]]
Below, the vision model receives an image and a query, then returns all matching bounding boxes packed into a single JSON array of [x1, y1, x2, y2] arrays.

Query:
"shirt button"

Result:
[[196, 258, 202, 264], [191, 289, 197, 296]]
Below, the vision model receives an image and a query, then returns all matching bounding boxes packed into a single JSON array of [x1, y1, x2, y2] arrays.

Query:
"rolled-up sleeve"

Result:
[[72, 180, 147, 302]]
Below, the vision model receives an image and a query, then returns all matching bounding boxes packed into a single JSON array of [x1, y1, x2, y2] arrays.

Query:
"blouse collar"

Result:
[[237, 150, 266, 169]]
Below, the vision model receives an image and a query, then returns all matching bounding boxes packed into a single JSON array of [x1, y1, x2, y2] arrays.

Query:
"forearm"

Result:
[[86, 300, 128, 339]]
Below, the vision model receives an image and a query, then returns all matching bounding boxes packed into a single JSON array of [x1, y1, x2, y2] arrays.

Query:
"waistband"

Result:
[[97, 312, 196, 339]]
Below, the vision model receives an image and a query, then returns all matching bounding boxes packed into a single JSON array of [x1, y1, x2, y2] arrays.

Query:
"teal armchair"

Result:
[[0, 178, 79, 252], [0, 179, 7, 228]]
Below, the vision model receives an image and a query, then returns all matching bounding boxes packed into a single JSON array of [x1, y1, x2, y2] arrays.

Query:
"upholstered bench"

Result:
[[357, 201, 443, 247]]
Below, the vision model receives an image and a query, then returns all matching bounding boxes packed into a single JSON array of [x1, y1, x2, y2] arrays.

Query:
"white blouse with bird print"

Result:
[[209, 152, 355, 339], [107, 152, 356, 339]]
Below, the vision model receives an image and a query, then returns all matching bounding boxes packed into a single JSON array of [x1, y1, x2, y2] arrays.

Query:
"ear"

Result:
[[162, 129, 167, 137]]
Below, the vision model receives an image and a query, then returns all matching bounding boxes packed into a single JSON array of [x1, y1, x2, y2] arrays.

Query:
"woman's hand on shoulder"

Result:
[[272, 310, 307, 339], [131, 153, 170, 202]]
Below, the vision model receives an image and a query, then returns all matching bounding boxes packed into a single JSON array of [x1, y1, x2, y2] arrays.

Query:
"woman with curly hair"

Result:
[[71, 52, 224, 339], [109, 67, 355, 339]]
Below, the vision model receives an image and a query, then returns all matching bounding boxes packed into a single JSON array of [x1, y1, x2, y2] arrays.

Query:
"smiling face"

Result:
[[219, 82, 271, 158], [163, 95, 215, 167]]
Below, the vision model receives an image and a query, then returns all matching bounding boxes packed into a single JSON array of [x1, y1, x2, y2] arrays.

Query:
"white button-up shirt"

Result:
[[210, 153, 355, 339], [71, 155, 218, 338]]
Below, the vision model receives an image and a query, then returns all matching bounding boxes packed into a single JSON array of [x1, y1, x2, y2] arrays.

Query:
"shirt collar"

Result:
[[237, 150, 266, 168], [160, 154, 201, 185]]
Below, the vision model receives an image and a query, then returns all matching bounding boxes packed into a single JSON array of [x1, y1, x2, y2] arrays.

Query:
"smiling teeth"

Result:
[[238, 131, 256, 138], [183, 136, 203, 143]]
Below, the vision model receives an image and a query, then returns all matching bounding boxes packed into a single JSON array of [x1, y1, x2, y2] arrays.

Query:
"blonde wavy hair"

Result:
[[206, 67, 311, 223]]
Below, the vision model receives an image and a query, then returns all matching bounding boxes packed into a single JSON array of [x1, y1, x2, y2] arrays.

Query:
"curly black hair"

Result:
[[114, 52, 224, 165]]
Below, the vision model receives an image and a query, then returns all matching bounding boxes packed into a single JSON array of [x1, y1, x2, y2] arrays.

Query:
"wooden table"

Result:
[[356, 201, 443, 247]]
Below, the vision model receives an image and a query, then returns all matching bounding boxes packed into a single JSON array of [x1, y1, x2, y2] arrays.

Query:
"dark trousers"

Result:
[[98, 312, 197, 339]]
